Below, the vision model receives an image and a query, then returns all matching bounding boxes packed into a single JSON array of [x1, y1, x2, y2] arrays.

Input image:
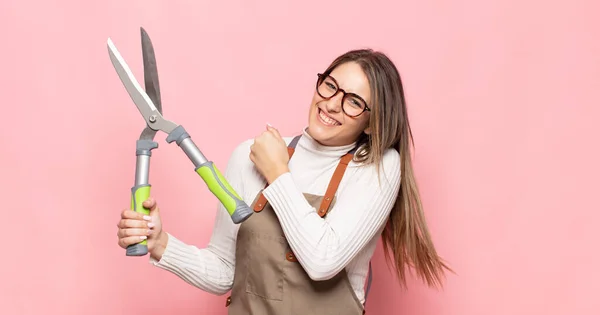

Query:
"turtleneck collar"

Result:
[[296, 127, 358, 158]]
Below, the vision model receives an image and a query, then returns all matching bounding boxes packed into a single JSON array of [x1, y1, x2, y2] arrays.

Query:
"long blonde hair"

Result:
[[323, 49, 453, 288]]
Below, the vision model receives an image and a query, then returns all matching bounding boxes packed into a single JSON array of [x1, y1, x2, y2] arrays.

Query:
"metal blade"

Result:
[[107, 37, 159, 121], [140, 27, 162, 115], [108, 37, 179, 135]]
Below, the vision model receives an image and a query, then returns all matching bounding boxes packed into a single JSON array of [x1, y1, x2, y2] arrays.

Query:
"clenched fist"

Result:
[[249, 124, 290, 184]]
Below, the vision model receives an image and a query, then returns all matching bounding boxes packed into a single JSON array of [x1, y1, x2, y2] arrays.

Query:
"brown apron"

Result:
[[225, 135, 372, 315]]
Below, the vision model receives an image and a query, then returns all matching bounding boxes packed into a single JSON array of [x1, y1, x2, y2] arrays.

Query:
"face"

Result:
[[307, 61, 372, 147]]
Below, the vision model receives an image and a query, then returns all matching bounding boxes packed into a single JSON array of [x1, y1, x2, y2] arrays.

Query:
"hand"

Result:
[[116, 197, 168, 261], [250, 124, 290, 184]]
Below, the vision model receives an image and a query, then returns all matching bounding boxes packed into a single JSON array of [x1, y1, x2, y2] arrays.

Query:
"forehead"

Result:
[[329, 62, 371, 102]]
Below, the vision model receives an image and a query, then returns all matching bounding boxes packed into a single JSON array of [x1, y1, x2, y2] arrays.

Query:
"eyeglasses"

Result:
[[316, 73, 371, 117]]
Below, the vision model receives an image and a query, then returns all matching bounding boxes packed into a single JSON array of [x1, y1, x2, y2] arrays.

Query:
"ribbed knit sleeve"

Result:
[[262, 148, 402, 281], [149, 233, 234, 295]]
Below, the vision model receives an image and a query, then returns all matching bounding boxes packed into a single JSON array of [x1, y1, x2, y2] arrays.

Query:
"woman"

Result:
[[116, 49, 451, 314]]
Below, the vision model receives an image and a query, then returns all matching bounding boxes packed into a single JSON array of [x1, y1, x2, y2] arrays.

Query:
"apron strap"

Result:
[[317, 152, 353, 217], [317, 142, 358, 216], [288, 134, 302, 150], [253, 135, 302, 212]]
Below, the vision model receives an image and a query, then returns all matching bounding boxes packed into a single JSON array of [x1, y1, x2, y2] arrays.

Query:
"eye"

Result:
[[349, 97, 364, 108], [325, 82, 336, 90]]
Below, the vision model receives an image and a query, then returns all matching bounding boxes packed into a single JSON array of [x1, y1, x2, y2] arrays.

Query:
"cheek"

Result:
[[360, 115, 370, 128], [344, 116, 370, 134], [310, 93, 320, 105]]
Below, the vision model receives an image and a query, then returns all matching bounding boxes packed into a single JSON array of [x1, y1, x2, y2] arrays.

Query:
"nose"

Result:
[[324, 92, 343, 113]]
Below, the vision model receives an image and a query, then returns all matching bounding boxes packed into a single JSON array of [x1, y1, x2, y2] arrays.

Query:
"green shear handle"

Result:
[[127, 184, 151, 256], [126, 139, 158, 256], [166, 125, 252, 224]]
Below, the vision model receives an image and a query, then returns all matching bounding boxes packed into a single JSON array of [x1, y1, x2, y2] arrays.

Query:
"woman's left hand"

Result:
[[250, 124, 290, 184]]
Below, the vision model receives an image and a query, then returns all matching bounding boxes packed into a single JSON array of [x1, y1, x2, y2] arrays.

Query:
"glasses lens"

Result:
[[317, 74, 368, 117], [342, 95, 367, 117], [317, 75, 338, 98]]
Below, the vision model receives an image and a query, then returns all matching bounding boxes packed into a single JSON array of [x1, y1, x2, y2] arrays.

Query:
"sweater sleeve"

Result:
[[148, 140, 251, 295], [261, 148, 402, 281]]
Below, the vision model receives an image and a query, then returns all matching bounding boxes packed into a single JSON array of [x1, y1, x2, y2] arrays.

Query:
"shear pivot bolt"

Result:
[[149, 115, 157, 123]]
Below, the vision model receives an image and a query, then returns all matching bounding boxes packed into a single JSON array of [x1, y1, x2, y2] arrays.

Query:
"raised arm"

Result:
[[262, 148, 401, 281]]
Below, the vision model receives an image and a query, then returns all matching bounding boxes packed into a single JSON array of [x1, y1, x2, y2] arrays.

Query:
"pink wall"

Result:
[[1, 0, 599, 314]]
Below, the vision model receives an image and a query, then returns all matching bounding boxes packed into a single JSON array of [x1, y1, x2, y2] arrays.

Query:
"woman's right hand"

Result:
[[116, 197, 168, 261]]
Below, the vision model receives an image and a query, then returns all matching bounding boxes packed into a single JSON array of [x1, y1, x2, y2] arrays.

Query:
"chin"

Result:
[[307, 107, 345, 145]]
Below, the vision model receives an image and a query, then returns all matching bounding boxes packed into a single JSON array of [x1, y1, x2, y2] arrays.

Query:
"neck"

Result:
[[298, 127, 357, 158]]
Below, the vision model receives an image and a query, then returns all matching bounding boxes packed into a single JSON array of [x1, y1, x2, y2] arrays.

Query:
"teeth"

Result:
[[319, 109, 340, 126]]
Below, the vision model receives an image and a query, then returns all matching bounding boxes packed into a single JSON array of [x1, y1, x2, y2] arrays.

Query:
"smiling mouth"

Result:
[[317, 108, 341, 126]]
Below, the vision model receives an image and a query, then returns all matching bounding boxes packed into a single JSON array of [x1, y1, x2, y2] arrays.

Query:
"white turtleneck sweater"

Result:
[[150, 128, 402, 304]]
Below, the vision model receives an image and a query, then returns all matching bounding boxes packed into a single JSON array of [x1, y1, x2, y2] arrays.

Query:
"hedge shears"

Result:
[[107, 27, 253, 257]]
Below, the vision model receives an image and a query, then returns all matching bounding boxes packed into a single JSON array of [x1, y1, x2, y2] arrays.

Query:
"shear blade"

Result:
[[141, 27, 162, 116], [108, 30, 178, 138], [107, 37, 161, 130]]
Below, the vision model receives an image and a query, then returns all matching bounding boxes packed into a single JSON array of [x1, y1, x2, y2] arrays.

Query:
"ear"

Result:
[[363, 125, 371, 135]]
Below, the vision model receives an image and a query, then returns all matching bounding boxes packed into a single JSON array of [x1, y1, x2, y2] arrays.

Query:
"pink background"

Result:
[[1, 0, 599, 314]]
